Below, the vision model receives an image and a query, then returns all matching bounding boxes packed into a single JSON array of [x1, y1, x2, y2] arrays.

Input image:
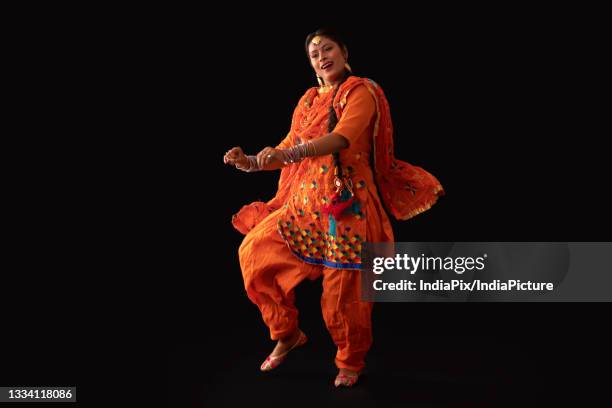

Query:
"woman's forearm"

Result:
[[277, 133, 348, 164], [276, 133, 347, 166], [252, 133, 350, 172], [309, 133, 349, 156]]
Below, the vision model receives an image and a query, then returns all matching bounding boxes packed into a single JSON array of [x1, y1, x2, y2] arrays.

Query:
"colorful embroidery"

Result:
[[277, 219, 363, 269]]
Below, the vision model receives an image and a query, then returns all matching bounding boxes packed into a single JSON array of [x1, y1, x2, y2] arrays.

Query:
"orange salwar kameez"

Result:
[[233, 76, 443, 372]]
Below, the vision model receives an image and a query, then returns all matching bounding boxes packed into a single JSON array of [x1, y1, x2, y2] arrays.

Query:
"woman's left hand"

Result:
[[256, 147, 284, 170]]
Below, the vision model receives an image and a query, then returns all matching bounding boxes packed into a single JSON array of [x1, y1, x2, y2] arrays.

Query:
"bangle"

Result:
[[236, 155, 261, 172], [279, 141, 317, 165]]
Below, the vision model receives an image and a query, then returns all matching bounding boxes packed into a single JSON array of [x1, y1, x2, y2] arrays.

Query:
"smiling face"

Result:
[[307, 36, 348, 86]]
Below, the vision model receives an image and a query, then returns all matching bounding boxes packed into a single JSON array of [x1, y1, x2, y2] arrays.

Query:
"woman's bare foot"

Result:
[[334, 368, 359, 387]]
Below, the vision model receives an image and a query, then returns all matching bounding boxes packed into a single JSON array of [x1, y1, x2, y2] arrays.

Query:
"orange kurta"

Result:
[[233, 76, 443, 268], [274, 80, 393, 269]]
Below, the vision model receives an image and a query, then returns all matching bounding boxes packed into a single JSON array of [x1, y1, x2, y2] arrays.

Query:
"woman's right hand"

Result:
[[224, 147, 249, 169]]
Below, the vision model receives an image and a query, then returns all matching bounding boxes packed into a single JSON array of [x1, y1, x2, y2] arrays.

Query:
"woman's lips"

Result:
[[321, 62, 333, 71]]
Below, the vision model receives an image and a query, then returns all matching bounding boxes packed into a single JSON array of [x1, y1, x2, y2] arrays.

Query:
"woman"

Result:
[[223, 28, 443, 387]]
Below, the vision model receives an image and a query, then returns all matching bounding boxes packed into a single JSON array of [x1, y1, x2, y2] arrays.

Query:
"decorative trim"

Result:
[[398, 185, 445, 221]]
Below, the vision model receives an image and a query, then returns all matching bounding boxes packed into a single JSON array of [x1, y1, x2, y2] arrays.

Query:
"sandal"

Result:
[[334, 371, 359, 387], [260, 330, 307, 372]]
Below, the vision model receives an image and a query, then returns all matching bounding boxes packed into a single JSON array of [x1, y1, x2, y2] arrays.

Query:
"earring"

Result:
[[317, 76, 323, 87], [344, 62, 353, 73]]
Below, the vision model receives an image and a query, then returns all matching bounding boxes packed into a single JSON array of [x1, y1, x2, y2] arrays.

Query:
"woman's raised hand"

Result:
[[256, 146, 284, 170], [224, 147, 249, 169]]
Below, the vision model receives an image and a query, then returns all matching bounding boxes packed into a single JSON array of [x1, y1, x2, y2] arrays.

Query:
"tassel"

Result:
[[321, 190, 354, 220], [322, 188, 359, 239], [328, 213, 337, 237]]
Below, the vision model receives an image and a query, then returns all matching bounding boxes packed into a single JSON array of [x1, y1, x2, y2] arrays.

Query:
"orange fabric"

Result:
[[332, 83, 376, 147], [333, 77, 444, 220], [239, 207, 385, 371]]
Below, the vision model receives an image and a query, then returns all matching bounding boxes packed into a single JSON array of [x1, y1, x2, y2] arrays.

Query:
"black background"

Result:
[[162, 13, 609, 407], [3, 6, 610, 407]]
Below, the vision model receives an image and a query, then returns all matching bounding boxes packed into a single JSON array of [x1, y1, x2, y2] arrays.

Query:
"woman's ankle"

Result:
[[338, 368, 359, 376], [279, 329, 300, 344]]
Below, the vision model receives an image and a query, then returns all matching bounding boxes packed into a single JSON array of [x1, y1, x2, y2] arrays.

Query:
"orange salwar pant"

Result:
[[238, 210, 373, 372]]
